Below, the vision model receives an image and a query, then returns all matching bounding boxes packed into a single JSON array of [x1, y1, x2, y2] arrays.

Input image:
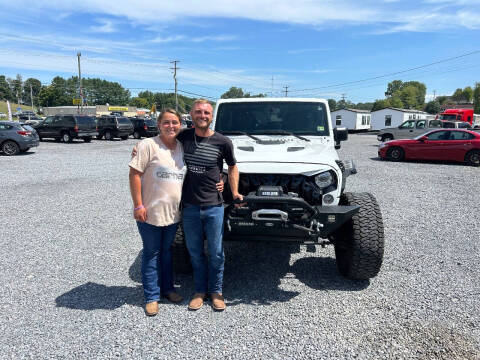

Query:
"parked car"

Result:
[[96, 115, 133, 140], [378, 129, 480, 166], [377, 119, 444, 142], [0, 121, 39, 155], [441, 121, 472, 129], [130, 117, 158, 139], [33, 114, 98, 143], [19, 115, 43, 126]]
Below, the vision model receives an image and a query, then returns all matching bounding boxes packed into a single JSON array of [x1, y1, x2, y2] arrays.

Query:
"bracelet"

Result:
[[134, 205, 144, 211]]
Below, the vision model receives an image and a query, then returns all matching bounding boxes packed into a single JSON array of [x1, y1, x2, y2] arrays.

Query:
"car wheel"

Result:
[[62, 132, 72, 143], [96, 134, 103, 140], [172, 224, 192, 274], [105, 131, 113, 141], [120, 135, 129, 140], [465, 150, 480, 167], [333, 192, 384, 280], [83, 136, 92, 143], [133, 131, 141, 139], [382, 134, 393, 142], [387, 146, 404, 161], [1, 140, 20, 156]]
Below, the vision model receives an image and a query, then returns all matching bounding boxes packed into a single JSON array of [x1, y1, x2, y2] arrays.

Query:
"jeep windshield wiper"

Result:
[[253, 130, 310, 142], [218, 131, 261, 142]]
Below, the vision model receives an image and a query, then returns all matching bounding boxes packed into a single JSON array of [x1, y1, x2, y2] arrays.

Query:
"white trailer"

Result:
[[371, 107, 429, 131], [330, 109, 371, 131]]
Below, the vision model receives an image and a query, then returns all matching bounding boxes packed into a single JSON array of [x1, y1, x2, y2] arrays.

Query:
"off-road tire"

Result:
[[333, 192, 384, 280], [133, 131, 141, 139], [387, 146, 404, 161], [62, 132, 72, 143], [172, 224, 192, 274], [83, 136, 92, 143], [382, 134, 393, 142], [465, 150, 480, 167], [2, 140, 20, 156]]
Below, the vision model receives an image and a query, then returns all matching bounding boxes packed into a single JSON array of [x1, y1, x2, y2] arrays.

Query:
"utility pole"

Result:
[[433, 90, 436, 100], [30, 84, 34, 111], [283, 85, 289, 97], [77, 52, 83, 114], [170, 60, 180, 112], [271, 76, 274, 97]]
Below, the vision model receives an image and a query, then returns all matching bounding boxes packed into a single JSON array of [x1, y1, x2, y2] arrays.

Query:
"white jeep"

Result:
[[174, 98, 384, 280]]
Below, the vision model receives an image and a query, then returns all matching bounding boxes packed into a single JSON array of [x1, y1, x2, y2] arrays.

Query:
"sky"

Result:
[[0, 0, 479, 104]]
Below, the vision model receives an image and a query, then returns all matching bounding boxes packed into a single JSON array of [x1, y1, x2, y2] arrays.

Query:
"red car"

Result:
[[378, 129, 480, 166]]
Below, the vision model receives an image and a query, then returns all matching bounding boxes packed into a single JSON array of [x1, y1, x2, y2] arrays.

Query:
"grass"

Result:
[[0, 101, 35, 115]]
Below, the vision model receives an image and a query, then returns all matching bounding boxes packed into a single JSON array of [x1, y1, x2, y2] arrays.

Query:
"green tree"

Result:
[[9, 74, 23, 103], [130, 97, 149, 108], [425, 100, 441, 114], [0, 75, 13, 101], [389, 96, 404, 108], [371, 99, 391, 111], [385, 80, 403, 97], [462, 86, 473, 103], [473, 82, 480, 114], [22, 78, 42, 107], [436, 96, 448, 105], [221, 86, 246, 99], [451, 88, 463, 102], [138, 90, 155, 107], [327, 99, 337, 111]]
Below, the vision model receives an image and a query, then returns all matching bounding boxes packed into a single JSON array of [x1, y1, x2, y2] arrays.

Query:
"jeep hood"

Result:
[[225, 136, 338, 174]]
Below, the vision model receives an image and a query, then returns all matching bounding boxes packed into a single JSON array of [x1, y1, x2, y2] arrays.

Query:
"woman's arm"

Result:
[[129, 167, 147, 222]]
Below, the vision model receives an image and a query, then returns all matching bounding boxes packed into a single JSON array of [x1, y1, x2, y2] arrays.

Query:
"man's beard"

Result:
[[194, 119, 211, 130]]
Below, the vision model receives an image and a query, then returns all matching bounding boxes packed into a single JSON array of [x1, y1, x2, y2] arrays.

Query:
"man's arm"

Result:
[[227, 164, 243, 201], [129, 167, 147, 222]]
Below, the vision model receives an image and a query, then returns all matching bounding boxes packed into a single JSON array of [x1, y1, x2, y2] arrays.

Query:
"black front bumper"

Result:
[[224, 191, 359, 241]]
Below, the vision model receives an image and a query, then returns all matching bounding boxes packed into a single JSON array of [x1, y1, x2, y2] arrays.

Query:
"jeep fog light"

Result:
[[315, 171, 333, 188], [323, 194, 334, 204], [327, 215, 336, 223]]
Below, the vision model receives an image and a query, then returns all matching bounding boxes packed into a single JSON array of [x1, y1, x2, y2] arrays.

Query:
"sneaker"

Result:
[[188, 293, 206, 310], [211, 293, 226, 311], [165, 292, 183, 303], [145, 301, 158, 316]]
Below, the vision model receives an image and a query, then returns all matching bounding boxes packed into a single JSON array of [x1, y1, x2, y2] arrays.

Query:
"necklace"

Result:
[[194, 131, 213, 148]]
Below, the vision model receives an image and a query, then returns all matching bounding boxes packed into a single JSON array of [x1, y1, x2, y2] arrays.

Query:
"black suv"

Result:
[[34, 114, 98, 142], [97, 115, 134, 140], [130, 117, 158, 139]]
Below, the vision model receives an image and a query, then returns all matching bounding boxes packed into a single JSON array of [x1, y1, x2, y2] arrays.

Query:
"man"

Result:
[[177, 99, 242, 311]]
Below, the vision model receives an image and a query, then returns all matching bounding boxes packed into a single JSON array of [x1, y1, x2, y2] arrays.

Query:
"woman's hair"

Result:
[[157, 108, 181, 122]]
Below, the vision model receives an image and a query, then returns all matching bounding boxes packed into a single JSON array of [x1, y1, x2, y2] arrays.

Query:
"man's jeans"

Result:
[[182, 204, 224, 294], [136, 221, 178, 303]]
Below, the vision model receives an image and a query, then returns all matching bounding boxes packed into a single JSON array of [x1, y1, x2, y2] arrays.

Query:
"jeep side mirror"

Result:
[[333, 127, 348, 149]]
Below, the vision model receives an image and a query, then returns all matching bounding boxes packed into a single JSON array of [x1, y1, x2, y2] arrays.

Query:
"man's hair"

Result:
[[192, 99, 212, 108], [157, 108, 181, 122]]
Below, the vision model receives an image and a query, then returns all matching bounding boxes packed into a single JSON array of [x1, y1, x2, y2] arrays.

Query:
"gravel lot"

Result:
[[1, 135, 479, 359]]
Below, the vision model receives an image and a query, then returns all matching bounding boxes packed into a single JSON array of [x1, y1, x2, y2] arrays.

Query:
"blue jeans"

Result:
[[182, 204, 224, 294], [136, 221, 178, 303]]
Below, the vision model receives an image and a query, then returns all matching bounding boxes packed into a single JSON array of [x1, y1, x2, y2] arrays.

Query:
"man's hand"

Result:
[[216, 178, 224, 192], [134, 207, 147, 222], [131, 144, 138, 158], [232, 193, 245, 207]]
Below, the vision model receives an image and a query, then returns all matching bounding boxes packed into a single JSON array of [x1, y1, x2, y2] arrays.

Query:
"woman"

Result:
[[129, 109, 186, 316]]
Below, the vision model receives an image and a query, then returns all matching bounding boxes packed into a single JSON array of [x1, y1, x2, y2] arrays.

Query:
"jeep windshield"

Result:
[[215, 101, 329, 136]]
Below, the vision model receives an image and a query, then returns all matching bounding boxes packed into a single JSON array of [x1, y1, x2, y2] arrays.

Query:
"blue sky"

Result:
[[0, 0, 479, 104]]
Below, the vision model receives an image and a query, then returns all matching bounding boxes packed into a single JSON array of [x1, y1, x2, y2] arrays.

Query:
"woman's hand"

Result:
[[216, 179, 224, 192], [134, 207, 147, 222]]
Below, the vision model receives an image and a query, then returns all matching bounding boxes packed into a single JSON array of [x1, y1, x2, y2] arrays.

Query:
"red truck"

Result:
[[436, 109, 480, 128]]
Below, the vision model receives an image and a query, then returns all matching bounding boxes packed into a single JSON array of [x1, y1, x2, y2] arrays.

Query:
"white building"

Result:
[[371, 107, 430, 131], [330, 108, 371, 131]]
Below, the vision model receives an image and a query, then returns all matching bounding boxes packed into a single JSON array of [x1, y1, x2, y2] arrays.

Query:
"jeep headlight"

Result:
[[315, 171, 334, 188]]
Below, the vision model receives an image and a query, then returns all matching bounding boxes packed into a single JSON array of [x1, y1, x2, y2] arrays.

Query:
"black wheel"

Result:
[[83, 136, 92, 143], [1, 140, 20, 156], [382, 134, 393, 142], [387, 146, 404, 161], [62, 132, 72, 143], [105, 131, 113, 141], [133, 131, 141, 139], [96, 134, 103, 140], [20, 147, 30, 153], [172, 224, 192, 274], [333, 192, 384, 280], [120, 135, 129, 140], [465, 150, 480, 167]]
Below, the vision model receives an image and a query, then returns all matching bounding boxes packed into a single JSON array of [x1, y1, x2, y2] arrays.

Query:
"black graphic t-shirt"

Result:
[[177, 128, 236, 206]]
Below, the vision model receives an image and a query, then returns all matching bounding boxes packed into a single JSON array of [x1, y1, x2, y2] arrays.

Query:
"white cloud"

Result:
[[150, 34, 236, 43], [90, 18, 116, 33]]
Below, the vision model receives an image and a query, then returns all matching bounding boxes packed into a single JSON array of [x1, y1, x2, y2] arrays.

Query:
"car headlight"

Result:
[[379, 143, 387, 149], [315, 171, 334, 188]]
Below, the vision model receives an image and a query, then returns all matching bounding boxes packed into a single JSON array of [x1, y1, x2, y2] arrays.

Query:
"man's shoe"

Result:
[[165, 292, 183, 303], [188, 293, 206, 310], [145, 301, 158, 316], [211, 293, 226, 311]]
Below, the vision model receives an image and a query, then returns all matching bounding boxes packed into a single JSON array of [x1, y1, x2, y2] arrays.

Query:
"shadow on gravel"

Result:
[[290, 257, 369, 291], [369, 157, 467, 166]]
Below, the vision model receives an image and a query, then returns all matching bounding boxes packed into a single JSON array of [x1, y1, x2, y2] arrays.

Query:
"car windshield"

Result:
[[117, 117, 132, 125], [145, 119, 156, 126], [76, 116, 96, 125], [21, 124, 35, 131], [215, 101, 329, 136], [438, 114, 458, 121]]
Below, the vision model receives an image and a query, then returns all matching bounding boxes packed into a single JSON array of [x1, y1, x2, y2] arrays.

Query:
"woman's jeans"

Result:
[[182, 204, 224, 294], [136, 221, 178, 303]]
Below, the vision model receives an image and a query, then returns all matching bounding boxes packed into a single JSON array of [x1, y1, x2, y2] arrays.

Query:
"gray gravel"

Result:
[[0, 135, 479, 359]]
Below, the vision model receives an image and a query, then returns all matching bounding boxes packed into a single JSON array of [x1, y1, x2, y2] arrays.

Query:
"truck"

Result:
[[173, 98, 385, 280], [436, 109, 480, 128]]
